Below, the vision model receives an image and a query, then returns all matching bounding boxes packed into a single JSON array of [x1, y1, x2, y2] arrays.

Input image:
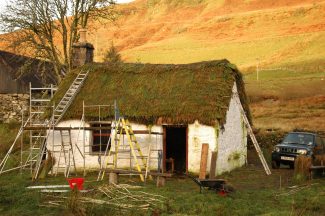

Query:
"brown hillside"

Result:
[[1, 0, 324, 68], [83, 0, 325, 66]]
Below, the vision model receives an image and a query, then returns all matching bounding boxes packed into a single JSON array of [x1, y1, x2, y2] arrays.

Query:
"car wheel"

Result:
[[272, 160, 280, 169]]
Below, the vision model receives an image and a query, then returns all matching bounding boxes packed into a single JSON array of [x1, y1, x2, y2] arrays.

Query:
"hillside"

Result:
[[90, 0, 325, 132], [1, 0, 324, 131], [79, 0, 325, 131], [86, 0, 325, 68]]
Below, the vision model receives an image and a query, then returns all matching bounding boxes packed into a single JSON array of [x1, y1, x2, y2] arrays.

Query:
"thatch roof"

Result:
[[0, 50, 56, 93], [52, 60, 251, 126]]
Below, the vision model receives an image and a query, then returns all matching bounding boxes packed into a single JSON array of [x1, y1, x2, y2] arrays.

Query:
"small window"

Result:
[[315, 136, 323, 147], [91, 123, 111, 153]]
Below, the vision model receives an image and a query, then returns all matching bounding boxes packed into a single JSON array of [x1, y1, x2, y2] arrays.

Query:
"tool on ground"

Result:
[[185, 173, 233, 194]]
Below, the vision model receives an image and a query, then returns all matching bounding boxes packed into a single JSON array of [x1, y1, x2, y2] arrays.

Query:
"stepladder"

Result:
[[54, 130, 77, 177], [98, 117, 152, 181]]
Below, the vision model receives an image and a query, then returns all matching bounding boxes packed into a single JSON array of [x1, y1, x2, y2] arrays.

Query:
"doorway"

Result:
[[164, 126, 187, 173]]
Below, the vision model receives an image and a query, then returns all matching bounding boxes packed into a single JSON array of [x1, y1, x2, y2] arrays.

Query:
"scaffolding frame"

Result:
[[0, 84, 163, 181], [0, 84, 57, 177]]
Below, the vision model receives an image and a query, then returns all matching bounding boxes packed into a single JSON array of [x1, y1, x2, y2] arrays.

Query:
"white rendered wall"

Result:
[[187, 83, 247, 175], [216, 84, 247, 175], [47, 121, 163, 172], [187, 121, 216, 174]]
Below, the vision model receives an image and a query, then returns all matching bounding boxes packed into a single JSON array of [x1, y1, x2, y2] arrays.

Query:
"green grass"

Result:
[[0, 165, 324, 215], [0, 123, 324, 215], [0, 122, 21, 157], [121, 31, 325, 70]]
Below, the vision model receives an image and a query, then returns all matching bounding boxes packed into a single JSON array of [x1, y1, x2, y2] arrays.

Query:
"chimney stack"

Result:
[[79, 28, 87, 43], [71, 29, 94, 68]]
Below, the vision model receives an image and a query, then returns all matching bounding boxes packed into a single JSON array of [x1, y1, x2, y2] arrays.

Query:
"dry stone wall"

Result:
[[0, 94, 29, 123]]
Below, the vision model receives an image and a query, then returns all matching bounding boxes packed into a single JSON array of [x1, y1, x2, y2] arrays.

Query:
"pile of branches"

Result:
[[96, 184, 166, 210], [41, 183, 166, 214]]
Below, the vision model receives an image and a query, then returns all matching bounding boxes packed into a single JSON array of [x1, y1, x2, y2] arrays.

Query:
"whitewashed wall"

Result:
[[47, 121, 163, 172], [216, 84, 247, 175], [187, 84, 247, 175], [188, 121, 216, 174]]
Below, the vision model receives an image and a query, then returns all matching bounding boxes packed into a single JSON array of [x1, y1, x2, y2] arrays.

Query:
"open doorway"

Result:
[[164, 126, 187, 173]]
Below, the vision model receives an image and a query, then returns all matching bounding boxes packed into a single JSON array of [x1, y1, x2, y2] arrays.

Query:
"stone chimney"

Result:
[[71, 29, 94, 68]]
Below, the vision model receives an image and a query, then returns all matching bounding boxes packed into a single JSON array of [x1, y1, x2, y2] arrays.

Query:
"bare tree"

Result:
[[0, 0, 116, 83]]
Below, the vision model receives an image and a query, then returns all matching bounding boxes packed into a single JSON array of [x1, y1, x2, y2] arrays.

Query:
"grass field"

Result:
[[0, 122, 21, 157], [120, 32, 325, 68], [0, 123, 324, 215], [0, 158, 324, 216], [244, 64, 325, 131]]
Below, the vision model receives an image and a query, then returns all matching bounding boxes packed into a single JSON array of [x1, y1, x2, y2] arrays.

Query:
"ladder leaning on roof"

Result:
[[234, 93, 271, 175], [33, 69, 90, 179], [53, 69, 90, 125]]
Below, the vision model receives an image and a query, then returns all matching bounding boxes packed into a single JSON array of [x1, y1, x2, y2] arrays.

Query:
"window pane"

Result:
[[92, 123, 111, 153]]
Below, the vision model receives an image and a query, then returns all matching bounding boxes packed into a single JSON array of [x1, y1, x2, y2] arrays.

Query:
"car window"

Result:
[[315, 136, 322, 147], [283, 133, 314, 145], [320, 136, 325, 149], [321, 136, 325, 145]]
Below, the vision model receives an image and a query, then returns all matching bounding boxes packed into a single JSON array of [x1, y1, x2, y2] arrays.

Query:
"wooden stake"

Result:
[[199, 144, 209, 180], [209, 151, 217, 179]]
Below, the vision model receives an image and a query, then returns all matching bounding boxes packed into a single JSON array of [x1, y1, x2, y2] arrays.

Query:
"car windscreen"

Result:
[[282, 133, 314, 145]]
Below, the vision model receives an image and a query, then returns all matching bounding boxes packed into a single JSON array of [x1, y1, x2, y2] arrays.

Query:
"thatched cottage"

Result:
[[47, 60, 251, 176]]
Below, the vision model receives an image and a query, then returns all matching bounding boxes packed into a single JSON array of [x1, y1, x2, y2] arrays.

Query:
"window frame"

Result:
[[90, 122, 112, 154]]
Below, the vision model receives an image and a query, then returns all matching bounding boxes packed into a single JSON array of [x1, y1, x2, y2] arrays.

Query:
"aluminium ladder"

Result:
[[33, 70, 89, 179], [53, 69, 90, 125], [27, 85, 57, 179], [54, 130, 77, 177], [234, 93, 271, 175]]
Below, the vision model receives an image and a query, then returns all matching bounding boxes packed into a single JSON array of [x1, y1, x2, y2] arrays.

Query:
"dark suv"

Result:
[[271, 132, 325, 169]]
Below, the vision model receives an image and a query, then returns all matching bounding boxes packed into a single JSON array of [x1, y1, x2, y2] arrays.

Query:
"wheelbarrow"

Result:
[[185, 173, 233, 194]]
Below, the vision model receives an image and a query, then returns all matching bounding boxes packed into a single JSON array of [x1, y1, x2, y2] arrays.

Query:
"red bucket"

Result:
[[218, 190, 227, 197], [67, 178, 84, 190]]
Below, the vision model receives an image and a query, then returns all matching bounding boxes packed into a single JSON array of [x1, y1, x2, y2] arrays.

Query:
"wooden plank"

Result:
[[310, 165, 325, 170], [105, 169, 173, 177], [27, 185, 70, 189], [199, 143, 209, 180], [24, 126, 163, 134], [186, 127, 189, 174], [209, 151, 217, 179], [163, 127, 167, 173]]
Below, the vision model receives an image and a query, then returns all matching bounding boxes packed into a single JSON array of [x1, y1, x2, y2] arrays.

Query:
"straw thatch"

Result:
[[52, 60, 251, 126]]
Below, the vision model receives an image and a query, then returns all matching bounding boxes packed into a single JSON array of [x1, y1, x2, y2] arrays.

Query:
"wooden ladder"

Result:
[[234, 93, 271, 175]]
